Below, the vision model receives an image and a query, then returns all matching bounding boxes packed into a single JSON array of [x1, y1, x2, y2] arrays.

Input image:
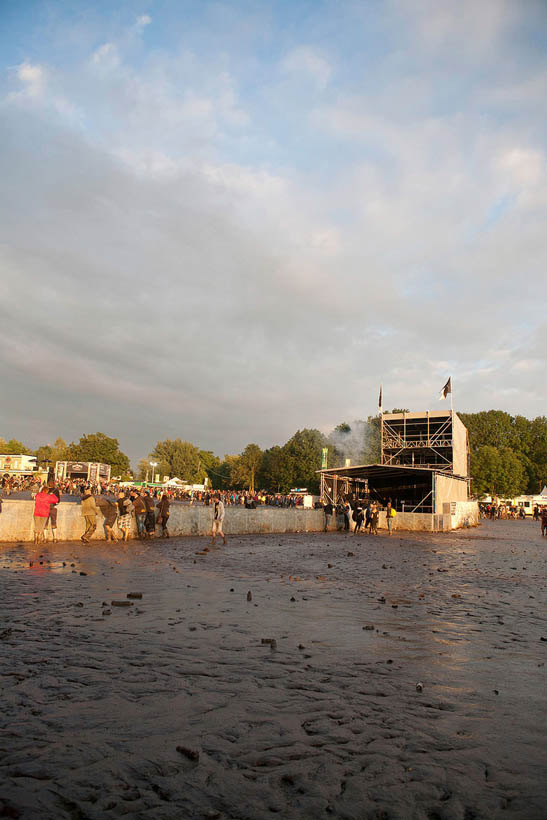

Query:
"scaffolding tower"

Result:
[[381, 410, 469, 478]]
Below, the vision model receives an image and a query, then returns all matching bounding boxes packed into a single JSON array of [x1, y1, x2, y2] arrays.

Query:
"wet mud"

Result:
[[1, 520, 546, 819]]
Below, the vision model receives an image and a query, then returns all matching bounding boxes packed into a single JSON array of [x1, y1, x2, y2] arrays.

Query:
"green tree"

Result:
[[257, 446, 294, 493], [35, 438, 69, 468], [282, 429, 331, 494], [471, 445, 527, 498], [215, 455, 241, 490], [67, 433, 131, 478], [230, 444, 263, 492], [198, 450, 222, 489], [0, 437, 32, 454], [459, 410, 517, 453], [149, 439, 205, 483]]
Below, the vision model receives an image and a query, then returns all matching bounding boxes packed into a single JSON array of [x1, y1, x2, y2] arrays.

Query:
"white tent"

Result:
[[162, 477, 185, 487]]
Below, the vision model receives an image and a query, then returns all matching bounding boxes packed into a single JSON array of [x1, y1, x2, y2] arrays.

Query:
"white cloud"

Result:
[[281, 46, 332, 89], [136, 14, 152, 29]]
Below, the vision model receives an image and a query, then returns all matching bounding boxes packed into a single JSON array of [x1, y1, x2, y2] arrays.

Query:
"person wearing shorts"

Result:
[[211, 495, 226, 545]]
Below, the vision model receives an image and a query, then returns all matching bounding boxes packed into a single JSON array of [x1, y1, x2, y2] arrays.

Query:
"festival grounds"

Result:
[[1, 520, 545, 820]]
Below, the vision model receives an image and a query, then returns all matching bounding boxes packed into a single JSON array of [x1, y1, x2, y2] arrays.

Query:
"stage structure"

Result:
[[320, 410, 471, 521], [55, 461, 111, 484]]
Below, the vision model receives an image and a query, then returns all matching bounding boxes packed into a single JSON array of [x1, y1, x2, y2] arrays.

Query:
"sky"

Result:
[[1, 0, 546, 465]]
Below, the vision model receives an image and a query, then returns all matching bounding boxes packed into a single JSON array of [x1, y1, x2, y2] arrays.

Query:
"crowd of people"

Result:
[[27, 483, 233, 545], [29, 484, 173, 545], [479, 502, 546, 521]]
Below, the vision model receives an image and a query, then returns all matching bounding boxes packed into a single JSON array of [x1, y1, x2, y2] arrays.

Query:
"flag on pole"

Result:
[[378, 384, 383, 411], [439, 378, 452, 399]]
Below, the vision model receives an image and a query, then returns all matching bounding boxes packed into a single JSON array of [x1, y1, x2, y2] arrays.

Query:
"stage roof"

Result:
[[318, 463, 466, 481]]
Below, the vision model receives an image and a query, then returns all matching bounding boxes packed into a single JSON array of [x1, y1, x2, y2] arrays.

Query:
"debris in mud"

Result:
[[111, 600, 133, 607], [247, 590, 252, 602], [0, 628, 12, 640], [347, 552, 355, 557], [363, 624, 375, 631], [416, 682, 424, 692], [176, 745, 200, 761], [79, 572, 87, 576], [127, 592, 143, 599], [290, 596, 296, 602]]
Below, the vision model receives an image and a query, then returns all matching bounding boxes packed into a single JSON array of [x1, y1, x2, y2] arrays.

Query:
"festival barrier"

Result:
[[0, 499, 479, 542]]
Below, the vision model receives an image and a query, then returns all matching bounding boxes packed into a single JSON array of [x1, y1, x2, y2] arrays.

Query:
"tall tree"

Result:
[[67, 433, 131, 478], [257, 446, 294, 493], [471, 445, 527, 498], [198, 450, 222, 489], [230, 444, 263, 492], [0, 437, 32, 455], [149, 439, 205, 483], [35, 438, 69, 468], [282, 429, 331, 494]]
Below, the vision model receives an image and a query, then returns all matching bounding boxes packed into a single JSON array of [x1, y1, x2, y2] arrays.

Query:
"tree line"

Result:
[[2, 410, 545, 497]]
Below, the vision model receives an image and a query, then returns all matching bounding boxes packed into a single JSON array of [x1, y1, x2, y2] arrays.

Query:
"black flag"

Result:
[[440, 378, 451, 399], [378, 384, 383, 410]]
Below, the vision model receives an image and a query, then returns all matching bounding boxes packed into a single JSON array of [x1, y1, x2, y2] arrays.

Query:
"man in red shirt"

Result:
[[33, 486, 59, 544]]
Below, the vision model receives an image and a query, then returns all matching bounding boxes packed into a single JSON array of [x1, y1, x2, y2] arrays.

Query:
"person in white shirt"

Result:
[[212, 494, 227, 545]]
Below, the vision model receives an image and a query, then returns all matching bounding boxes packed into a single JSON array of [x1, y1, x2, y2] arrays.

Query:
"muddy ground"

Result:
[[1, 520, 546, 820]]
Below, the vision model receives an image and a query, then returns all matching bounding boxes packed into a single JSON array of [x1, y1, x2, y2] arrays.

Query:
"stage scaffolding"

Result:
[[319, 464, 439, 513]]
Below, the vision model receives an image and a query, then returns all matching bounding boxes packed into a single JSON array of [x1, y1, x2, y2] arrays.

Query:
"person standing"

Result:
[[81, 490, 97, 543], [143, 491, 156, 538], [353, 506, 364, 534], [211, 494, 226, 545], [364, 501, 372, 534], [157, 493, 170, 538], [33, 485, 58, 544], [343, 499, 351, 532], [385, 499, 396, 535], [370, 502, 379, 535], [132, 492, 147, 539], [96, 495, 118, 542], [46, 483, 61, 542], [541, 507, 547, 538], [117, 492, 133, 541]]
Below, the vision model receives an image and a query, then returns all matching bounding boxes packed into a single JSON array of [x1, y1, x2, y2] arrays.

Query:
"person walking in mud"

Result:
[[117, 491, 133, 542], [46, 482, 61, 542], [370, 501, 379, 535], [211, 494, 226, 545], [353, 506, 364, 534], [143, 491, 156, 538], [32, 485, 59, 544], [96, 495, 118, 542], [540, 507, 547, 537], [343, 499, 351, 532], [386, 498, 396, 536], [81, 488, 97, 543], [157, 492, 170, 538]]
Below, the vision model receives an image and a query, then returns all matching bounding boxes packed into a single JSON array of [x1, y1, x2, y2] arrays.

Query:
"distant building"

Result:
[[0, 454, 39, 475], [55, 461, 111, 483]]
